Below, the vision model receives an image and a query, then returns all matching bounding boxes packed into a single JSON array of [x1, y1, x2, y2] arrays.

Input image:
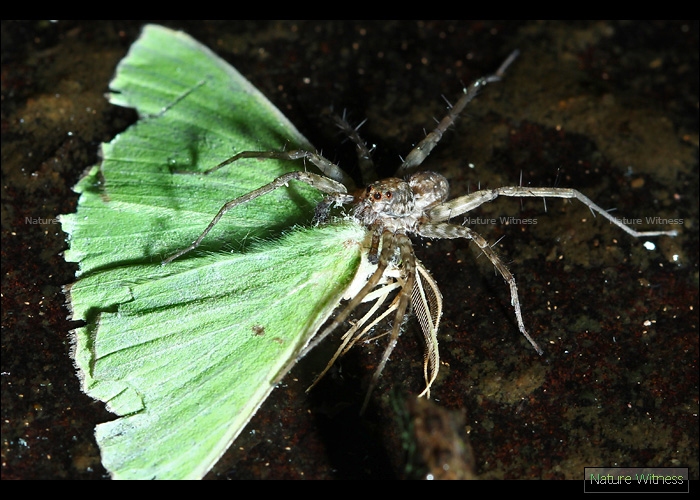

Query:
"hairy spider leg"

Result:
[[332, 113, 377, 184], [197, 149, 357, 189], [162, 169, 350, 264], [419, 222, 544, 356], [395, 49, 520, 176], [429, 186, 678, 238]]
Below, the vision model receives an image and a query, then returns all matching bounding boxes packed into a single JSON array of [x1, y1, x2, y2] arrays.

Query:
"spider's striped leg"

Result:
[[191, 149, 356, 189], [419, 222, 544, 356], [428, 186, 678, 238], [395, 50, 519, 176], [332, 113, 377, 184], [162, 170, 348, 264]]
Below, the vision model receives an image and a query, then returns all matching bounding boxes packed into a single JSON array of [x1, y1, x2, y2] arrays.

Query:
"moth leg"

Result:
[[360, 232, 416, 413], [395, 50, 519, 176], [275, 230, 397, 384], [419, 222, 544, 355], [162, 170, 350, 264], [305, 280, 402, 393], [429, 186, 678, 238], [412, 262, 443, 399]]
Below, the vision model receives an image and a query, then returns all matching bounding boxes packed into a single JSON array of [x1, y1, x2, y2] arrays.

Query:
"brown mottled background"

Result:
[[2, 21, 697, 479]]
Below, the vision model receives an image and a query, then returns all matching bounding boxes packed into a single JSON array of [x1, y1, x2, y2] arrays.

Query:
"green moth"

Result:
[[61, 25, 367, 479]]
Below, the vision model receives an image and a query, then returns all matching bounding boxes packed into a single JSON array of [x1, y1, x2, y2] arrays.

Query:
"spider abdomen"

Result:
[[408, 171, 449, 211]]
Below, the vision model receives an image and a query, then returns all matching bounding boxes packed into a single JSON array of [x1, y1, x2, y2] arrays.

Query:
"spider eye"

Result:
[[373, 192, 382, 200], [385, 191, 392, 199]]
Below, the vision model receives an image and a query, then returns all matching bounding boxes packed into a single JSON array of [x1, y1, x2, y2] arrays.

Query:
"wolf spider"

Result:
[[164, 50, 677, 411]]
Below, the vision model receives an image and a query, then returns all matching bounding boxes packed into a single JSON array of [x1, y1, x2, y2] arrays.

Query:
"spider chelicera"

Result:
[[164, 50, 677, 411]]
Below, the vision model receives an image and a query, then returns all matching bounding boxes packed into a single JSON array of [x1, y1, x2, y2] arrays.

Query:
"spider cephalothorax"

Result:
[[351, 171, 449, 264], [165, 50, 677, 411], [355, 172, 449, 223]]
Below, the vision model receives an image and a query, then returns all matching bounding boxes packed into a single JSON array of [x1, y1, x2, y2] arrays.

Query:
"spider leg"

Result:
[[429, 186, 678, 238], [192, 149, 357, 190], [333, 113, 377, 184], [395, 50, 519, 176], [419, 222, 544, 355], [360, 233, 416, 413], [367, 230, 382, 264], [162, 170, 350, 264]]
